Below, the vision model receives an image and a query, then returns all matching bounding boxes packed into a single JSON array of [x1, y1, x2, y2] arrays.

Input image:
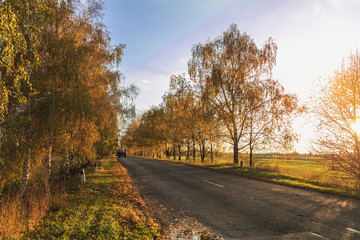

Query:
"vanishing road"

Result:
[[119, 156, 360, 240]]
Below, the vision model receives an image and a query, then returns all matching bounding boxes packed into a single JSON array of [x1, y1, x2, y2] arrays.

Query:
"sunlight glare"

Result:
[[351, 120, 360, 134]]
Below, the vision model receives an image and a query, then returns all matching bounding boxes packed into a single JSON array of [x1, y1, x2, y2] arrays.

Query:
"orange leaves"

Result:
[[0, 1, 137, 192], [312, 51, 360, 179], [125, 24, 299, 164]]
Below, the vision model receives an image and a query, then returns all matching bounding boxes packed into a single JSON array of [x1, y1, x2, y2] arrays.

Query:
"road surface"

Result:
[[118, 156, 360, 239]]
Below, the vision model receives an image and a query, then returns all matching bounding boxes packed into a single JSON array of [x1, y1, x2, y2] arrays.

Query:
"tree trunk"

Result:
[[193, 141, 196, 162], [249, 117, 253, 167], [156, 146, 159, 158], [70, 145, 74, 169], [210, 142, 214, 163], [233, 138, 239, 165], [186, 142, 190, 161], [173, 144, 176, 160], [20, 147, 30, 194], [66, 146, 70, 176], [178, 144, 181, 161], [249, 146, 253, 168], [200, 144, 205, 163], [45, 144, 52, 179]]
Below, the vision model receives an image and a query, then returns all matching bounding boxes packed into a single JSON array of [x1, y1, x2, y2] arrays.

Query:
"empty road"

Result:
[[119, 156, 360, 239]]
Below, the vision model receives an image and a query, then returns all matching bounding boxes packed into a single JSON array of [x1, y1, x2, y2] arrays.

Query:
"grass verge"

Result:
[[205, 165, 360, 198], [26, 155, 160, 239]]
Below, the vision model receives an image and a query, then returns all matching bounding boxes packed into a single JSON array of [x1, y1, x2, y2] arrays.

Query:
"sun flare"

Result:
[[351, 120, 360, 134]]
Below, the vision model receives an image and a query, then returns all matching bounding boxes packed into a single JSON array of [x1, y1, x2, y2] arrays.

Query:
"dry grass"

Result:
[[1, 156, 160, 239], [0, 191, 23, 238], [27, 156, 160, 239], [0, 164, 68, 239]]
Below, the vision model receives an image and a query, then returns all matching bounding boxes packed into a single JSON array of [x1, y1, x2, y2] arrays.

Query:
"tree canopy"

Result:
[[122, 24, 300, 166], [0, 0, 137, 193]]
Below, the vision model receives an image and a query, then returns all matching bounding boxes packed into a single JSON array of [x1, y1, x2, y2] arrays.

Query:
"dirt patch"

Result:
[[140, 194, 223, 239]]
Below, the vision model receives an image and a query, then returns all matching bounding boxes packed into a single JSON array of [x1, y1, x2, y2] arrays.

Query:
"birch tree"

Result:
[[189, 24, 277, 165], [0, 0, 48, 122], [246, 79, 300, 167], [0, 0, 137, 193]]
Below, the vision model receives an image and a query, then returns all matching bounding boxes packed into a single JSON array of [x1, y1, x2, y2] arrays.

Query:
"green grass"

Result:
[[204, 165, 360, 198], [250, 156, 357, 189], [26, 156, 160, 240]]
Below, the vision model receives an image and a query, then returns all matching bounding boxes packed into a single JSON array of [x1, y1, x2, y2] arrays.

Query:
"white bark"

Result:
[[80, 168, 86, 184], [20, 148, 30, 193], [45, 144, 52, 178], [65, 146, 70, 175]]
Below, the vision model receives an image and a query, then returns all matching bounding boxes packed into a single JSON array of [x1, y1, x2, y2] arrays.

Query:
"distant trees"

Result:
[[0, 0, 137, 193], [166, 74, 196, 160], [312, 51, 360, 179], [123, 24, 300, 166]]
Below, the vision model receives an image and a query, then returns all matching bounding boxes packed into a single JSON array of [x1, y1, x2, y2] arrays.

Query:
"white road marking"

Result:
[[346, 228, 360, 234], [203, 180, 224, 188], [168, 163, 182, 167], [271, 188, 285, 192], [310, 232, 326, 239], [169, 168, 178, 173]]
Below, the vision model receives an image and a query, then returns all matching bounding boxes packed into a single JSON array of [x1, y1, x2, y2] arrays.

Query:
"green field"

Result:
[[245, 155, 355, 189]]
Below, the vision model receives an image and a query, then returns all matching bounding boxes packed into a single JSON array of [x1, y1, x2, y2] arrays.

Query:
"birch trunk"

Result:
[[249, 118, 253, 167], [20, 148, 30, 194], [173, 145, 176, 160], [45, 144, 52, 179], [200, 144, 205, 163], [178, 144, 181, 161], [249, 146, 253, 168], [186, 143, 190, 160], [233, 137, 239, 165], [65, 146, 70, 175]]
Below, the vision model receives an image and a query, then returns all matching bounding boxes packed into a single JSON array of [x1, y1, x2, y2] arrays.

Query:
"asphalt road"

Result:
[[118, 156, 360, 240]]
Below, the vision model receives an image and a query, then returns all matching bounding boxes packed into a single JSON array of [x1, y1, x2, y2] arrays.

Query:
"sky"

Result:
[[103, 0, 360, 153]]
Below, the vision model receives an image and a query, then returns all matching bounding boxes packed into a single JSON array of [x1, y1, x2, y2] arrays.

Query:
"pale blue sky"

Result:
[[104, 0, 237, 69], [103, 0, 360, 152]]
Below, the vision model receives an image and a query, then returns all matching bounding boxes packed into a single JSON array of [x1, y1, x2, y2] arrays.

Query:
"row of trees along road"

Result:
[[0, 0, 137, 195], [122, 24, 302, 166]]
